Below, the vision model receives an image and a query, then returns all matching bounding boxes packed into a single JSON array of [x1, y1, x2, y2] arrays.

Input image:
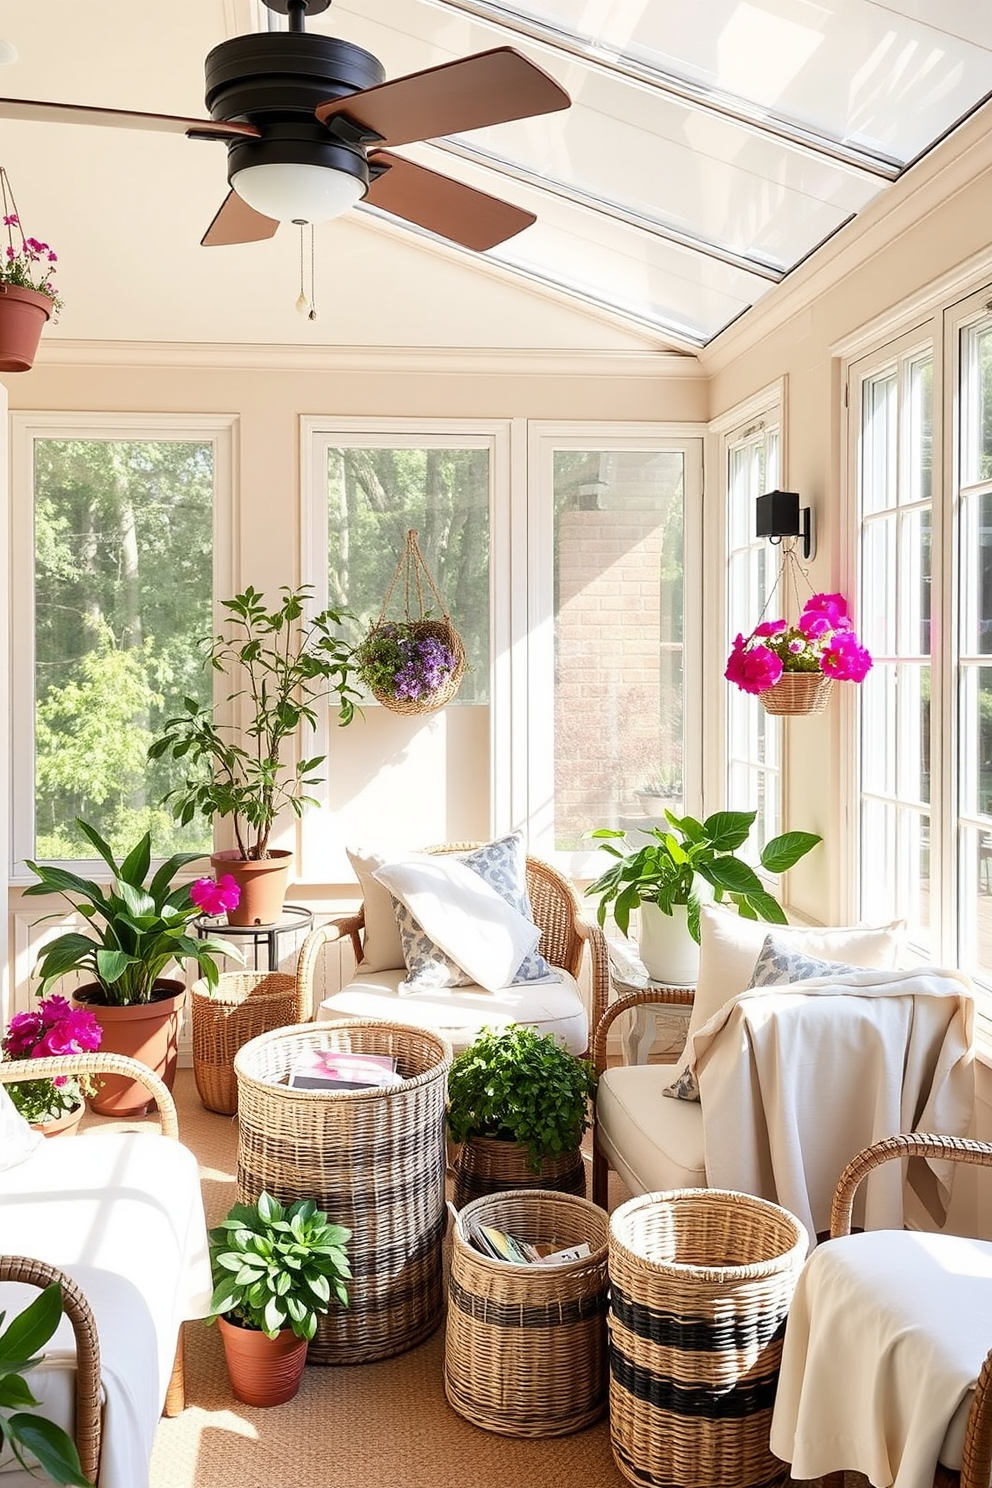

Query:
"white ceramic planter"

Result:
[[637, 901, 699, 987]]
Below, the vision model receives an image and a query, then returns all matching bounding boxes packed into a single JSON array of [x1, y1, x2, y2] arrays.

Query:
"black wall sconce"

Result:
[[755, 489, 815, 561]]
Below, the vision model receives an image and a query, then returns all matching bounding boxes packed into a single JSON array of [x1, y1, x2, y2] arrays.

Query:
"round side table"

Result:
[[193, 903, 313, 972], [607, 938, 693, 1064]]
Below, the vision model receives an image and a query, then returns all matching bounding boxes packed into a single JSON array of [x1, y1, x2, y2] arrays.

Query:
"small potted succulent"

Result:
[[446, 1024, 597, 1207], [0, 995, 102, 1136], [207, 1190, 352, 1407], [23, 819, 240, 1116]]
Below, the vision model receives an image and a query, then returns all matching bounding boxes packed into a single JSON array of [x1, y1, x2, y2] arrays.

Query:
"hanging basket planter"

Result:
[[355, 530, 466, 716], [759, 672, 834, 716], [0, 283, 51, 372], [0, 166, 63, 373]]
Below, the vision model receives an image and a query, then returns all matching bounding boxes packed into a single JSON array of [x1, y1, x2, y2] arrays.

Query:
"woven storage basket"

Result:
[[234, 1018, 452, 1365], [445, 1188, 610, 1437], [608, 1188, 808, 1488], [365, 616, 466, 716], [191, 971, 306, 1115], [451, 1134, 586, 1209], [759, 672, 833, 715]]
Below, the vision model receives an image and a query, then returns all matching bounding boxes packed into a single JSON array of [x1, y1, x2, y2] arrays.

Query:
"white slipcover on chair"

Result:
[[770, 1132, 992, 1488], [592, 906, 975, 1236], [0, 1053, 212, 1488]]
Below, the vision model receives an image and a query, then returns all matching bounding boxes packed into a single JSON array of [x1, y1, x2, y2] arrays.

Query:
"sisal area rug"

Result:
[[145, 1071, 853, 1488]]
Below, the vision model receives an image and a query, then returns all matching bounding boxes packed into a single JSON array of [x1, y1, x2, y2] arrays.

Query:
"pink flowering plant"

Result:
[[0, 169, 63, 317], [1, 994, 102, 1124], [190, 874, 241, 919], [725, 592, 872, 696]]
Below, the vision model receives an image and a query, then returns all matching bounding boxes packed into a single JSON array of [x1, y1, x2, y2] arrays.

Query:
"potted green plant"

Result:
[[206, 1190, 351, 1407], [23, 819, 239, 1116], [585, 808, 821, 985], [0, 167, 64, 374], [446, 1024, 598, 1208], [0, 1280, 92, 1486], [148, 584, 361, 925]]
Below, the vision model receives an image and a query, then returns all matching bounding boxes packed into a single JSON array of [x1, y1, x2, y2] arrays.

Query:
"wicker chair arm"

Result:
[[296, 916, 365, 1007], [830, 1132, 992, 1239], [574, 917, 611, 1051], [0, 1254, 102, 1485], [592, 986, 695, 1076], [0, 1052, 178, 1138]]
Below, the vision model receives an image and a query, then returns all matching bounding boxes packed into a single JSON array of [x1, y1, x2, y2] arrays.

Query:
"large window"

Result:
[[10, 415, 233, 873]]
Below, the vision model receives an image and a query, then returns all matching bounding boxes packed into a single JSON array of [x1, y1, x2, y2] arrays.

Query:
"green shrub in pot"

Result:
[[446, 1024, 597, 1173]]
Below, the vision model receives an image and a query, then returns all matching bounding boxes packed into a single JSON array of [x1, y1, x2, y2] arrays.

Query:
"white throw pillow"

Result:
[[0, 1085, 43, 1170], [373, 854, 541, 994], [661, 905, 905, 1094]]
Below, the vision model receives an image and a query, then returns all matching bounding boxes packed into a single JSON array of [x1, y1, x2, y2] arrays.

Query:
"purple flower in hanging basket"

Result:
[[356, 621, 459, 703]]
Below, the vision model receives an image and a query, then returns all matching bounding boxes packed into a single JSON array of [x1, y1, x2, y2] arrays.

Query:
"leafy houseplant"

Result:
[[207, 1191, 352, 1407], [446, 1025, 597, 1205], [149, 585, 361, 865], [1, 995, 102, 1127], [586, 808, 821, 946], [0, 1282, 91, 1486], [23, 820, 238, 1005]]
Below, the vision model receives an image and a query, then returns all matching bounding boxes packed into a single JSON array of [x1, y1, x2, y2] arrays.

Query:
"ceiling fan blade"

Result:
[[315, 47, 569, 149], [365, 151, 535, 250], [0, 95, 258, 142], [201, 191, 279, 248]]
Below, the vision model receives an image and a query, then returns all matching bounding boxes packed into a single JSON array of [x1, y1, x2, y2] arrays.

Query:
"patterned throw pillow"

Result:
[[662, 933, 861, 1103], [383, 833, 558, 993]]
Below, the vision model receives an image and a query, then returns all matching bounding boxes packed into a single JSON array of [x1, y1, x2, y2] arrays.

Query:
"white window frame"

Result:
[[527, 421, 705, 878], [300, 416, 511, 885], [8, 411, 237, 881]]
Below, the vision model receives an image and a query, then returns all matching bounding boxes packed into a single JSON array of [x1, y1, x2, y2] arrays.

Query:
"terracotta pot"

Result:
[[72, 981, 186, 1117], [0, 283, 52, 372], [210, 849, 292, 927], [452, 1135, 586, 1209], [30, 1100, 85, 1139], [217, 1316, 308, 1406]]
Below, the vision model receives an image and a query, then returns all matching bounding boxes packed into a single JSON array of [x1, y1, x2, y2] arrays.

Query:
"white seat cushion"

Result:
[[595, 1062, 705, 1193], [316, 965, 588, 1054]]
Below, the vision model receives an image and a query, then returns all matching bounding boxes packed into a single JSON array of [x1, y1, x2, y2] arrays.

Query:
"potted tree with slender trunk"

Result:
[[148, 585, 361, 927]]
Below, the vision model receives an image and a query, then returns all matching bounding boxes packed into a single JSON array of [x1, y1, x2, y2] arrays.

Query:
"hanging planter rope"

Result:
[[354, 529, 466, 715]]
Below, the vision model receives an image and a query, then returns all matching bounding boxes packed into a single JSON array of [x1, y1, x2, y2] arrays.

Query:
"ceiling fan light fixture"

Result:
[[231, 161, 365, 224]]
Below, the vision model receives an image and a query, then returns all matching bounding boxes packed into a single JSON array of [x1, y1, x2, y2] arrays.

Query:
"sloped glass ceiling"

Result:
[[314, 0, 992, 348]]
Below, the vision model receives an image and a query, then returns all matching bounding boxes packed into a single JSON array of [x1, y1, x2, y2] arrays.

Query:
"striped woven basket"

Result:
[[608, 1188, 808, 1488], [451, 1134, 586, 1209], [234, 1019, 452, 1365], [759, 672, 833, 715], [445, 1188, 611, 1437], [191, 971, 307, 1115]]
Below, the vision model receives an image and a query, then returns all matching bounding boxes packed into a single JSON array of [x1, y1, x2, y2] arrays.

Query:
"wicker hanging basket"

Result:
[[760, 672, 833, 716], [356, 530, 466, 716]]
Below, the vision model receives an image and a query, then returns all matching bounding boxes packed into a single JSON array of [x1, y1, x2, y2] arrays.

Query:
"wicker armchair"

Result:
[[300, 844, 610, 1055], [772, 1132, 992, 1488], [0, 1052, 210, 1439]]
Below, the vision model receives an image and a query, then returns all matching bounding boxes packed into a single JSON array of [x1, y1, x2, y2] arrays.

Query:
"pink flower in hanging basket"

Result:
[[726, 591, 872, 695]]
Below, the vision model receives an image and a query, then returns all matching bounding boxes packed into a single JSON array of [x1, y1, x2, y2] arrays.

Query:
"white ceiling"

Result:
[[0, 0, 990, 358]]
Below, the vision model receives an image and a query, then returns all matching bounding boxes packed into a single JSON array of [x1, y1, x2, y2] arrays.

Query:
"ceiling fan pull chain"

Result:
[[308, 220, 318, 321], [295, 218, 308, 315]]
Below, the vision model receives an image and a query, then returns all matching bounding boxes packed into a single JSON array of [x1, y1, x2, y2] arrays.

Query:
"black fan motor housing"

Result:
[[205, 32, 386, 188]]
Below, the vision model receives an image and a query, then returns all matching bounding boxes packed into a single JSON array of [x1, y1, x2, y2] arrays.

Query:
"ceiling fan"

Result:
[[0, 0, 570, 253]]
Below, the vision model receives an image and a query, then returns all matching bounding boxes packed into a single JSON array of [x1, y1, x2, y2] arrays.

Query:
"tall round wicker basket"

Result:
[[191, 971, 307, 1115], [759, 672, 833, 715], [445, 1188, 610, 1437], [234, 1019, 452, 1365], [608, 1188, 808, 1488]]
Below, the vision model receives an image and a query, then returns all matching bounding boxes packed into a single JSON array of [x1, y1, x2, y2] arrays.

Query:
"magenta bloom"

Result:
[[724, 635, 784, 694], [190, 874, 241, 916], [2, 996, 101, 1060], [752, 618, 786, 638], [821, 631, 873, 682], [2, 1009, 43, 1058]]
